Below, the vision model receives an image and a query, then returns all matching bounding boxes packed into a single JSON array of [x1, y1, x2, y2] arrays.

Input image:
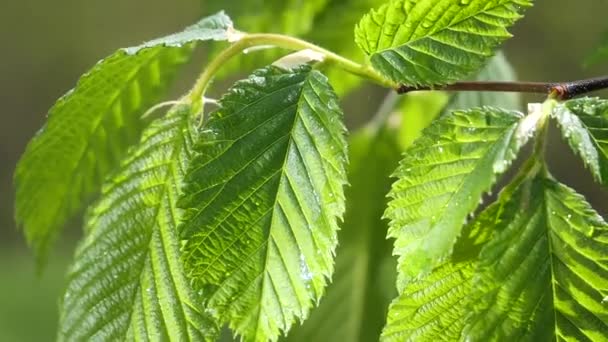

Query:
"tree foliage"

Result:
[[13, 1, 608, 341]]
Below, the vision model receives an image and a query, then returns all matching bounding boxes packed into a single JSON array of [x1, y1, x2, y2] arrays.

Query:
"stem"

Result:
[[397, 75, 608, 99], [189, 33, 395, 109]]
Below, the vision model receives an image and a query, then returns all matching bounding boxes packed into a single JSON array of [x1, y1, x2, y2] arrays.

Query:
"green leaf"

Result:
[[466, 176, 608, 341], [383, 260, 476, 341], [59, 105, 217, 341], [354, 0, 532, 86], [385, 106, 535, 286], [286, 123, 400, 342], [552, 97, 608, 186], [14, 12, 233, 262], [179, 66, 348, 342], [446, 51, 521, 112], [381, 198, 497, 342]]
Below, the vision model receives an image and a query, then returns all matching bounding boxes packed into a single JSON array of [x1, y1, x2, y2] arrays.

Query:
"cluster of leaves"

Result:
[[13, 0, 607, 341]]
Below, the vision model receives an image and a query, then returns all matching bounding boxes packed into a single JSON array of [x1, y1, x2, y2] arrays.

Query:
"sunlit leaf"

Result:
[[385, 106, 535, 286], [286, 122, 400, 342], [466, 176, 608, 341], [179, 65, 348, 342], [382, 198, 498, 342], [354, 0, 531, 86]]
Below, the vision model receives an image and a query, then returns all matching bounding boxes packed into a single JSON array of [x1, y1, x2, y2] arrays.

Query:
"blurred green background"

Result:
[[1, 1, 607, 340]]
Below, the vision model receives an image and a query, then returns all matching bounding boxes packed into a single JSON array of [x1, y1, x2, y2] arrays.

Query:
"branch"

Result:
[[396, 76, 608, 100]]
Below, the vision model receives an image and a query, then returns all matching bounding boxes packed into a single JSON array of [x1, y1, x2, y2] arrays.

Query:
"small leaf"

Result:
[[14, 12, 233, 262], [179, 66, 348, 342], [466, 176, 608, 341], [286, 123, 400, 342], [385, 107, 533, 286], [552, 97, 608, 186], [354, 0, 532, 86], [59, 105, 217, 340]]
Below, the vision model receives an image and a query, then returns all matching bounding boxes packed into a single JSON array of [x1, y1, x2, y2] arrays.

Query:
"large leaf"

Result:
[[552, 97, 608, 186], [286, 122, 400, 342], [385, 106, 536, 286], [14, 12, 233, 261], [354, 0, 532, 86], [179, 65, 348, 342], [466, 175, 608, 341], [59, 105, 217, 340]]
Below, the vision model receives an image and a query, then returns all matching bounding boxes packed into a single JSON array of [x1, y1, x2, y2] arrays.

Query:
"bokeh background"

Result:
[[1, 1, 607, 340]]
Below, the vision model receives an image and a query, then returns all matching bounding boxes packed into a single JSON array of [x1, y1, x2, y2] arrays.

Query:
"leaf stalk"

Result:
[[189, 33, 395, 111]]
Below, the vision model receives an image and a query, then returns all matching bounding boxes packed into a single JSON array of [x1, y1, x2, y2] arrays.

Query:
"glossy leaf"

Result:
[[14, 12, 234, 262], [552, 97, 608, 186], [59, 105, 217, 340], [354, 0, 532, 86], [286, 122, 400, 342], [385, 107, 535, 286], [179, 66, 348, 342], [466, 176, 608, 341]]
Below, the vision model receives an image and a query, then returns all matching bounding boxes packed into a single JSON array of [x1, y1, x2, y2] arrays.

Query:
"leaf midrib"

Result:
[[252, 74, 312, 341]]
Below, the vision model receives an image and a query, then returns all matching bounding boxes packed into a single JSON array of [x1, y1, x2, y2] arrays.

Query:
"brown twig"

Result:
[[396, 76, 608, 100]]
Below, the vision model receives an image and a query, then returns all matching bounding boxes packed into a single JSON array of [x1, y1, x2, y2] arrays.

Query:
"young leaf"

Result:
[[58, 105, 217, 340], [552, 97, 608, 186], [382, 199, 498, 342], [382, 261, 476, 342], [354, 0, 532, 86], [179, 65, 348, 341], [286, 123, 400, 342], [14, 12, 234, 262], [466, 176, 608, 341], [385, 107, 535, 286]]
